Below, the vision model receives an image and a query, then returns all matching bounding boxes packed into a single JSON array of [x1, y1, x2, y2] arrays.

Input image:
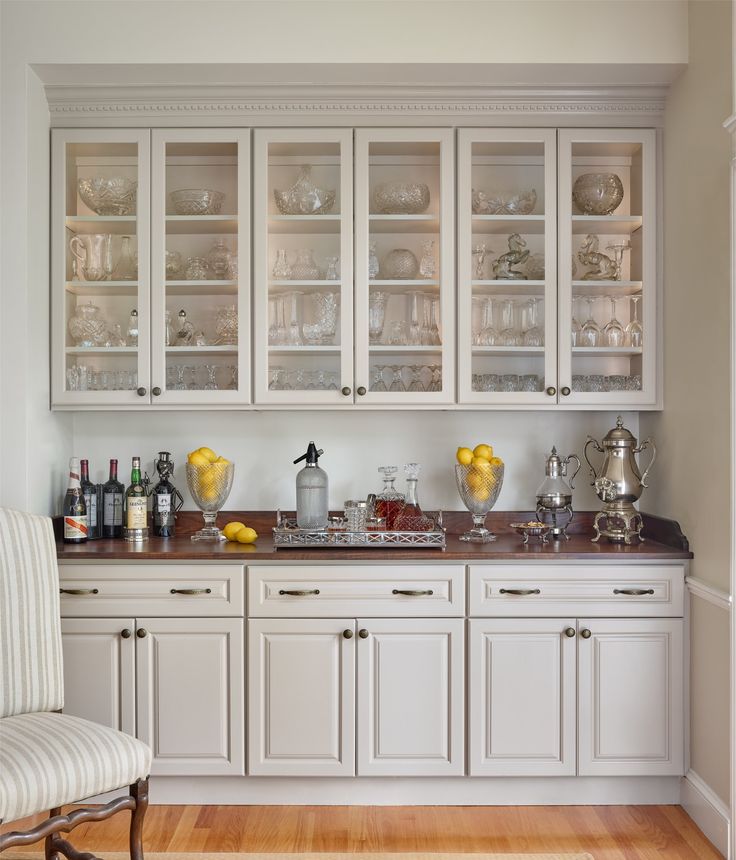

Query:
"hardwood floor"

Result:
[[0, 805, 723, 860]]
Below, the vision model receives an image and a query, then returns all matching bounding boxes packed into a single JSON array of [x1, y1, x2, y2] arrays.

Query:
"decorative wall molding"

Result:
[[686, 576, 732, 612], [680, 769, 731, 858]]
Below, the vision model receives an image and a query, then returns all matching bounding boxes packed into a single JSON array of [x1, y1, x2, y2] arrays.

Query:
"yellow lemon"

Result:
[[235, 526, 258, 544], [471, 456, 492, 468], [473, 444, 494, 460], [214, 456, 230, 465], [187, 451, 210, 467], [197, 447, 218, 463], [456, 447, 474, 466], [200, 486, 220, 503], [223, 521, 246, 541], [466, 470, 485, 491], [472, 486, 491, 502], [490, 456, 504, 467]]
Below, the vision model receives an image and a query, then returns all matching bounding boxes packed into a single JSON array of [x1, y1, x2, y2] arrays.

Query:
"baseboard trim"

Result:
[[680, 769, 730, 858]]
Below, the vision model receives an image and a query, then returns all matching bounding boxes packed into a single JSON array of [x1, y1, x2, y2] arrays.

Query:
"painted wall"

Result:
[[640, 0, 733, 805]]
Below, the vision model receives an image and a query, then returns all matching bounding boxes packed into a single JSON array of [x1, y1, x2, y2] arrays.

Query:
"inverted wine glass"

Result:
[[455, 462, 505, 542], [626, 294, 643, 347], [580, 296, 600, 347], [186, 460, 235, 541], [603, 295, 625, 347]]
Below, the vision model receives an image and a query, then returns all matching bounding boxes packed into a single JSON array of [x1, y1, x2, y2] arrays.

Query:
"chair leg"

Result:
[[45, 809, 62, 860], [129, 778, 149, 860]]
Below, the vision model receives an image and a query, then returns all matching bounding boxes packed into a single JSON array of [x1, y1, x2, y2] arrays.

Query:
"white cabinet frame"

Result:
[[355, 128, 455, 405], [151, 129, 251, 405], [457, 128, 558, 405]]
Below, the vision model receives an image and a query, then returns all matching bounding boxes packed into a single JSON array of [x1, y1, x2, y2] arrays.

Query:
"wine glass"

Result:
[[455, 461, 505, 542], [571, 296, 582, 347], [203, 365, 218, 390], [478, 297, 498, 346], [186, 460, 235, 542], [522, 297, 544, 347], [407, 364, 424, 392], [603, 296, 625, 347], [406, 291, 423, 346], [626, 294, 643, 347], [388, 365, 405, 392], [580, 297, 600, 347]]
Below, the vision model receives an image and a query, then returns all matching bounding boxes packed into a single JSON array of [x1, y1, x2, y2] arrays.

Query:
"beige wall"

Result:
[[641, 0, 732, 805]]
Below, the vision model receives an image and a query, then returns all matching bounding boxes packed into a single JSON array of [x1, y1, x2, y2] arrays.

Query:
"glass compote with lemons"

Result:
[[455, 444, 504, 542], [186, 446, 235, 541]]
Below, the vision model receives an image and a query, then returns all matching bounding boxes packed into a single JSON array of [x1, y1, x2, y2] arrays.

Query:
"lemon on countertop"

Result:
[[222, 521, 246, 541], [235, 526, 258, 544], [456, 447, 474, 466]]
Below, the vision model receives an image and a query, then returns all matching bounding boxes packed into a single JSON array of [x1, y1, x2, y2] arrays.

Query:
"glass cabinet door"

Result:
[[355, 128, 454, 405], [253, 129, 353, 405], [457, 128, 557, 405], [52, 129, 150, 407], [558, 129, 656, 406], [150, 129, 250, 405]]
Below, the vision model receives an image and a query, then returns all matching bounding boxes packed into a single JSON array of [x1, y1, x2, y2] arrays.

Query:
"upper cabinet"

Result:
[[51, 125, 659, 411]]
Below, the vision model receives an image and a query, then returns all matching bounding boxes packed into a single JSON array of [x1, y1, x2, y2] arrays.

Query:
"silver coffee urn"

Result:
[[535, 447, 581, 540]]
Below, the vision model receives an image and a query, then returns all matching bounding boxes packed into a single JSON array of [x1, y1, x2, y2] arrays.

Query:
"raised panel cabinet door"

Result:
[[136, 617, 244, 776], [248, 618, 355, 776], [468, 618, 576, 776], [357, 617, 464, 775], [60, 618, 136, 736], [578, 618, 684, 776]]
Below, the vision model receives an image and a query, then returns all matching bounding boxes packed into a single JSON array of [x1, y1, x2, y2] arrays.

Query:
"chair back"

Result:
[[0, 507, 64, 718]]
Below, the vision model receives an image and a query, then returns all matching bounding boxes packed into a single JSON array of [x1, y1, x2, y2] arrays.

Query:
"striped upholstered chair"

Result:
[[0, 507, 151, 858]]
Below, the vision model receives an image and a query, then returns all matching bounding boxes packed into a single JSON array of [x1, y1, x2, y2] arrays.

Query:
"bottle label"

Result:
[[103, 493, 123, 526], [64, 516, 87, 539], [126, 497, 147, 529], [84, 492, 97, 529], [156, 493, 171, 514]]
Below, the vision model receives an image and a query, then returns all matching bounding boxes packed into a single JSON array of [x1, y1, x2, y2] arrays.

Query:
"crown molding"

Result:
[[46, 83, 667, 127]]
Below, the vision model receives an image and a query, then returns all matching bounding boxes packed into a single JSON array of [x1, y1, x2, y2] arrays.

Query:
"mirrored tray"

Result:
[[273, 512, 446, 550]]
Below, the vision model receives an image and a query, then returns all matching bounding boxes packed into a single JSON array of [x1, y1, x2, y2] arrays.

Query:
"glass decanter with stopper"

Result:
[[374, 466, 404, 529], [393, 463, 434, 531]]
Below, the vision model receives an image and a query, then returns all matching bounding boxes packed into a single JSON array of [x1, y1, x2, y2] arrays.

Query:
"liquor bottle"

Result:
[[151, 452, 183, 538], [63, 457, 87, 544], [375, 465, 405, 530], [102, 459, 124, 538], [79, 459, 99, 540], [124, 456, 149, 542], [393, 463, 434, 532]]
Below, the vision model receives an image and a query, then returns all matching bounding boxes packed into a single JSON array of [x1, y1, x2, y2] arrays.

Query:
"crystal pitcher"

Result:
[[69, 233, 113, 281]]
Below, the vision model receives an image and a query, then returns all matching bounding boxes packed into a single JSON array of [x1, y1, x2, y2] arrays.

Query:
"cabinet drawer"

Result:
[[469, 564, 685, 617], [58, 563, 244, 617], [248, 564, 465, 617]]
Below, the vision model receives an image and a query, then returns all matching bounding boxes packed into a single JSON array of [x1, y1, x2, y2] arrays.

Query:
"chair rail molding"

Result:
[[45, 83, 667, 127], [685, 576, 732, 612]]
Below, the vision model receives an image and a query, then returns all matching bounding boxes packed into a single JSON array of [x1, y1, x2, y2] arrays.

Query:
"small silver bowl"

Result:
[[572, 173, 624, 216], [509, 521, 551, 545]]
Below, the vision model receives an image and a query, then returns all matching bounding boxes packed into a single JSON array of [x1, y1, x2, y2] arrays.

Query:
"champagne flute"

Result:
[[626, 294, 643, 347], [580, 296, 600, 347]]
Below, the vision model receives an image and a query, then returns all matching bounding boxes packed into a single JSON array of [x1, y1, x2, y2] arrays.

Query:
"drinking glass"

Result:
[[603, 296, 625, 347], [269, 295, 288, 345], [572, 374, 587, 392], [283, 290, 303, 346], [407, 364, 424, 392], [186, 461, 235, 541], [203, 365, 218, 390], [522, 297, 544, 346], [477, 297, 498, 346], [606, 374, 627, 391], [228, 365, 238, 390], [312, 291, 339, 345], [428, 365, 442, 392], [500, 374, 519, 392], [369, 290, 389, 345], [626, 294, 643, 347], [371, 364, 388, 392], [580, 296, 600, 347], [625, 374, 642, 391], [499, 299, 521, 346], [455, 462, 505, 542], [420, 293, 441, 346], [471, 295, 485, 345], [388, 365, 405, 392], [520, 374, 540, 392], [387, 320, 407, 346], [406, 291, 423, 346], [571, 296, 582, 347], [587, 374, 605, 392]]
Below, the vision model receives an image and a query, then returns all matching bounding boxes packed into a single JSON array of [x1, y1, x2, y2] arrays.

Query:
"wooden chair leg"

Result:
[[129, 778, 149, 860]]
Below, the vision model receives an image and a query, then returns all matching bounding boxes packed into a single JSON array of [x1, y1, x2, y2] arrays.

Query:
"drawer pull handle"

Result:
[[499, 588, 541, 596], [564, 627, 576, 638], [392, 589, 434, 596], [279, 589, 320, 596], [343, 629, 354, 639], [580, 628, 592, 639], [613, 588, 655, 596], [59, 588, 99, 596], [170, 588, 212, 595]]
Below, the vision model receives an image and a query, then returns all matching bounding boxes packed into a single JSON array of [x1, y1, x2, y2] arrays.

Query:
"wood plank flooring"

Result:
[[0, 805, 723, 860]]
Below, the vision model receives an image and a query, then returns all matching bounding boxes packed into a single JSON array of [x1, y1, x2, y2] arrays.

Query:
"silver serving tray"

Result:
[[273, 513, 446, 550]]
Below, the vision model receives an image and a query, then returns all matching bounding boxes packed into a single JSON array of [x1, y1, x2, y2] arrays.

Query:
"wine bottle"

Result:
[[63, 457, 87, 544], [79, 459, 99, 540], [124, 456, 149, 542], [102, 459, 124, 538], [151, 451, 182, 538]]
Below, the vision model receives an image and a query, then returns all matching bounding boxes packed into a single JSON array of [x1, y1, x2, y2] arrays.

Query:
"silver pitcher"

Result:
[[70, 233, 113, 281], [584, 416, 656, 544], [535, 447, 580, 540]]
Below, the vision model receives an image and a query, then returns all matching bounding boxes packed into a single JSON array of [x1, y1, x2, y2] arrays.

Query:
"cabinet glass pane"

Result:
[[63, 141, 142, 394], [568, 140, 645, 394], [163, 141, 240, 393]]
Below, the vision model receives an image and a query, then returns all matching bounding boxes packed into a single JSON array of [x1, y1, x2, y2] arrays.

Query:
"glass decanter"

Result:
[[272, 248, 292, 280], [113, 235, 137, 280], [207, 240, 233, 280], [214, 305, 238, 345], [174, 309, 194, 345], [126, 309, 139, 347], [374, 466, 405, 529], [393, 463, 434, 531]]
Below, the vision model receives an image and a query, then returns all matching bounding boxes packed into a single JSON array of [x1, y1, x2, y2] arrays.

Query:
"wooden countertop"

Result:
[[56, 510, 693, 562]]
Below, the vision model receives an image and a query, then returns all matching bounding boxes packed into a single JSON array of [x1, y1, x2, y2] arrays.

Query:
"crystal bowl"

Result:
[[572, 173, 624, 215], [78, 177, 137, 216], [170, 188, 225, 216], [381, 248, 419, 279], [274, 165, 336, 215], [472, 188, 537, 216], [455, 462, 504, 542], [371, 182, 430, 215], [186, 461, 234, 541]]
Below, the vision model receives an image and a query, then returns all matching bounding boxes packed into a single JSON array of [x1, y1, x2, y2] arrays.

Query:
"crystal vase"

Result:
[[186, 461, 235, 541]]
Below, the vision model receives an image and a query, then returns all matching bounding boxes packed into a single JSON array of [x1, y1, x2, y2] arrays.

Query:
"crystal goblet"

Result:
[[455, 462, 504, 542], [186, 461, 235, 541]]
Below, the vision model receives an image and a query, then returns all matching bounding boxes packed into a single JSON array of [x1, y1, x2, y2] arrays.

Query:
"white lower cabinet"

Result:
[[248, 618, 355, 776], [469, 618, 576, 777], [358, 618, 464, 776], [577, 617, 684, 776], [60, 618, 136, 736]]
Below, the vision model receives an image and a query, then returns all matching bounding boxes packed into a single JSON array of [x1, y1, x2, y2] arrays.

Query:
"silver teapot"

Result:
[[535, 447, 580, 539], [584, 416, 656, 544]]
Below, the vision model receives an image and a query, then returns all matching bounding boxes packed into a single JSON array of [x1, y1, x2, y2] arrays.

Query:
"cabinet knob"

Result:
[[561, 386, 571, 396], [152, 387, 162, 396], [121, 628, 132, 639], [136, 387, 147, 397], [356, 386, 367, 396], [580, 628, 592, 639], [564, 627, 576, 638], [546, 386, 556, 397], [136, 628, 148, 639], [358, 628, 370, 639], [343, 629, 354, 639], [341, 386, 352, 397]]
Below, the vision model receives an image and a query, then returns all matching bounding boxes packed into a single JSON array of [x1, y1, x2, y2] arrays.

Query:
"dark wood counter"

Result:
[[55, 511, 692, 562]]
